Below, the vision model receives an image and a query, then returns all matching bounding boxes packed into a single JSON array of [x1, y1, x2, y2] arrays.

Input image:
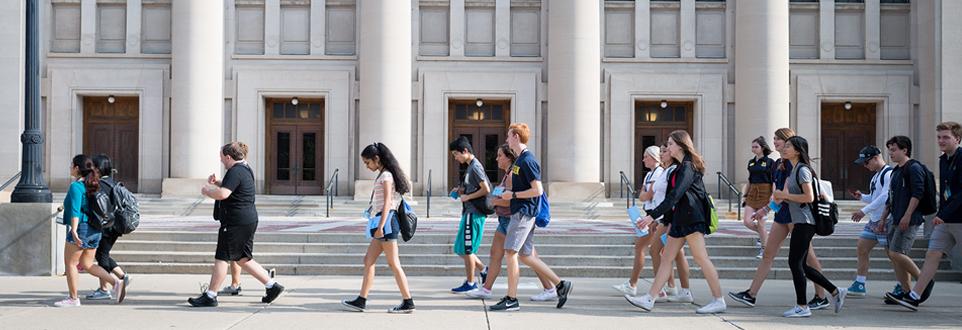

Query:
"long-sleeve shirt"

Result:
[[889, 160, 926, 226], [938, 147, 962, 222], [860, 165, 893, 222]]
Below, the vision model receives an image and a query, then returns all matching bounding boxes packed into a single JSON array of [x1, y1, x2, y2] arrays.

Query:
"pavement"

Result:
[[1, 274, 961, 330]]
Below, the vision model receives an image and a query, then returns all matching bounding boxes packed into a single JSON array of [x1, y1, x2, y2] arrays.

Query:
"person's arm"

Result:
[[513, 179, 543, 199], [936, 161, 961, 223], [647, 162, 697, 221], [861, 172, 890, 217], [66, 184, 83, 246], [899, 164, 925, 230], [203, 170, 237, 200], [461, 180, 491, 202], [773, 166, 815, 204]]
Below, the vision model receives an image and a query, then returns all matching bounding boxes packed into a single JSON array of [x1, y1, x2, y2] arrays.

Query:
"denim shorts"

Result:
[[371, 211, 400, 241], [66, 221, 102, 249], [496, 216, 511, 235]]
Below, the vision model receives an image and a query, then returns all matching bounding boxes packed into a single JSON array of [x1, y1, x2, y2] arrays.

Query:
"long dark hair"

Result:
[[752, 136, 773, 157], [499, 144, 516, 163], [92, 154, 113, 179], [361, 143, 410, 195], [668, 130, 705, 173], [786, 136, 813, 171], [72, 154, 99, 198]]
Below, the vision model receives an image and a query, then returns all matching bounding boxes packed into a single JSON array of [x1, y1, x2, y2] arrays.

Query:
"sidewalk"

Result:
[[1, 275, 959, 329]]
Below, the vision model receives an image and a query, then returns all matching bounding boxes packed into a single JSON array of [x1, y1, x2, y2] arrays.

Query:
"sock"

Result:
[[206, 290, 217, 298], [546, 287, 557, 293], [855, 276, 866, 283], [466, 281, 475, 286], [265, 280, 276, 289], [909, 291, 921, 300]]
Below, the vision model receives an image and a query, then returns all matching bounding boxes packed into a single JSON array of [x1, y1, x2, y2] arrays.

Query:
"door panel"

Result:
[[269, 125, 297, 195], [448, 100, 510, 191], [634, 102, 693, 193], [821, 103, 876, 200], [266, 98, 325, 195], [83, 97, 139, 192]]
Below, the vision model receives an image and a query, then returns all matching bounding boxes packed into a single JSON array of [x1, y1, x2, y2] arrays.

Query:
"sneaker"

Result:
[[555, 280, 572, 308], [218, 285, 243, 296], [894, 293, 920, 312], [846, 281, 866, 298], [479, 267, 488, 286], [668, 288, 694, 303], [187, 293, 218, 307], [54, 297, 81, 307], [807, 296, 830, 310], [451, 281, 478, 294], [696, 298, 726, 314], [655, 287, 670, 303], [625, 294, 654, 312], [85, 288, 112, 300], [920, 280, 935, 303], [612, 280, 638, 296], [884, 284, 904, 305], [832, 288, 847, 313], [530, 288, 558, 302], [728, 290, 756, 307], [262, 283, 285, 303], [783, 305, 812, 318], [111, 278, 127, 304], [489, 296, 520, 312], [340, 297, 366, 312], [388, 299, 415, 314], [756, 247, 765, 259], [466, 287, 492, 299], [754, 238, 762, 248]]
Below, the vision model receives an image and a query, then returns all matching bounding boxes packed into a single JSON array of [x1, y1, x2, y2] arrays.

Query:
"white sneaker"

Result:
[[655, 288, 670, 303], [465, 287, 492, 299], [695, 298, 727, 314], [668, 288, 694, 303], [625, 294, 654, 312], [530, 288, 558, 301], [612, 281, 638, 296], [783, 305, 812, 318], [54, 297, 81, 307], [755, 238, 762, 248], [756, 247, 765, 259], [833, 288, 847, 313]]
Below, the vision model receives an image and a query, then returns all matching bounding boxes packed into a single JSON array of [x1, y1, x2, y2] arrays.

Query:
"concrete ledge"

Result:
[[0, 203, 64, 276], [548, 182, 606, 203], [162, 178, 208, 198]]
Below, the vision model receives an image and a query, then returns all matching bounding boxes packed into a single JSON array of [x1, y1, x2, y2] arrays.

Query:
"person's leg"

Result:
[[229, 262, 241, 288], [806, 245, 827, 298], [799, 231, 838, 296], [484, 232, 507, 290], [855, 238, 876, 280], [757, 216, 769, 250], [207, 260, 230, 295], [80, 249, 120, 285], [629, 235, 653, 287], [675, 248, 690, 289], [359, 239, 384, 298], [685, 233, 721, 298], [788, 224, 813, 307], [748, 222, 790, 296], [462, 254, 476, 283], [911, 224, 959, 297], [742, 206, 758, 232], [236, 258, 271, 285], [505, 250, 521, 298], [95, 233, 119, 291], [519, 254, 561, 286], [64, 243, 83, 299], [531, 249, 554, 289], [650, 226, 675, 289], [646, 237, 685, 297], [911, 250, 944, 297], [382, 240, 412, 299]]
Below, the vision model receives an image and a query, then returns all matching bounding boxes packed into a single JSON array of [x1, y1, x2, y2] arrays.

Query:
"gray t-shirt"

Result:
[[462, 157, 488, 215], [786, 164, 815, 225]]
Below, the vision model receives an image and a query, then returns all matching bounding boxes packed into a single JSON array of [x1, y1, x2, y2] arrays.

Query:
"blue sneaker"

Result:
[[480, 267, 488, 286], [451, 281, 478, 294], [884, 284, 903, 305], [846, 281, 866, 298]]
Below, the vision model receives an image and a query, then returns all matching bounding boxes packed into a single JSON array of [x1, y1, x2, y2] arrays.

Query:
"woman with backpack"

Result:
[[645, 143, 693, 303], [341, 143, 415, 313], [624, 130, 726, 314], [773, 136, 845, 317], [55, 154, 127, 307], [85, 154, 131, 301]]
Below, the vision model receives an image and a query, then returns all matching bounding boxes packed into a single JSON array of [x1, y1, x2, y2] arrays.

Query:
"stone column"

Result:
[[355, 0, 412, 198], [734, 0, 790, 183], [546, 0, 604, 202], [164, 0, 225, 196]]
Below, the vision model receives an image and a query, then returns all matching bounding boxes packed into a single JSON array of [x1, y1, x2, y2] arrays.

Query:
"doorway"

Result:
[[448, 99, 510, 191], [266, 98, 324, 195], [634, 101, 693, 191], [821, 102, 877, 200], [83, 96, 139, 192]]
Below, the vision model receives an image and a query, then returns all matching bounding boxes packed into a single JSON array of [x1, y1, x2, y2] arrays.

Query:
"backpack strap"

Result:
[[879, 166, 893, 188], [793, 163, 821, 207]]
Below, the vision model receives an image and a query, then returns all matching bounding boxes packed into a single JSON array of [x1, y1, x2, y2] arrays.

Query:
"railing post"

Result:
[[427, 169, 432, 218]]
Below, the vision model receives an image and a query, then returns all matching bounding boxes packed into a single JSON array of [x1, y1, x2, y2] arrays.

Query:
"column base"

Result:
[[162, 178, 209, 198], [547, 182, 606, 203], [0, 203, 64, 276]]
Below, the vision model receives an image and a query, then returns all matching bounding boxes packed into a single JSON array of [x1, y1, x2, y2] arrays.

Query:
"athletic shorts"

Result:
[[215, 222, 257, 262], [454, 212, 486, 256], [504, 213, 537, 256]]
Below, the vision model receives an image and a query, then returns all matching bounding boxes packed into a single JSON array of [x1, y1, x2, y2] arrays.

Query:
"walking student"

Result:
[[341, 143, 415, 313], [772, 136, 846, 318], [743, 136, 776, 259], [467, 144, 555, 300], [894, 121, 962, 311], [448, 137, 489, 294], [613, 146, 662, 297], [878, 135, 930, 304], [624, 130, 726, 314], [846, 146, 893, 297], [489, 123, 573, 312], [188, 142, 285, 307], [646, 144, 693, 303], [55, 154, 127, 307], [729, 128, 829, 310], [85, 154, 132, 301]]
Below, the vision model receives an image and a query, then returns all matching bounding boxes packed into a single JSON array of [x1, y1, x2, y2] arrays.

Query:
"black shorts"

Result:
[[668, 221, 708, 238], [215, 223, 257, 262]]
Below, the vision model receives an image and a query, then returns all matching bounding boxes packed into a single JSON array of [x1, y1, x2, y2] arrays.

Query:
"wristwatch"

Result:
[[512, 191, 517, 199]]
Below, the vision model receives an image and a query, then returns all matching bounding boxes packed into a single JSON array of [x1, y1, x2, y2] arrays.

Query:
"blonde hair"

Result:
[[644, 145, 661, 166]]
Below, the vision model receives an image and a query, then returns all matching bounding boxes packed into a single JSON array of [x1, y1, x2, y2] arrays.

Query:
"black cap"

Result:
[[854, 146, 881, 165]]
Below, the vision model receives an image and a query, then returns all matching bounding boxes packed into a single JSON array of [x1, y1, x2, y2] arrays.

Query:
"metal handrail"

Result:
[[618, 171, 637, 209], [1, 172, 22, 192], [426, 169, 432, 218], [324, 169, 339, 218], [716, 171, 742, 219]]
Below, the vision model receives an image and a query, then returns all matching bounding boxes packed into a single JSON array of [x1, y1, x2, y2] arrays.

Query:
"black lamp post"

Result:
[[11, 0, 52, 203]]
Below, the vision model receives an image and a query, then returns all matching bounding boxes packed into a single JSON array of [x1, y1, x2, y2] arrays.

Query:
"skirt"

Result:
[[745, 183, 773, 209]]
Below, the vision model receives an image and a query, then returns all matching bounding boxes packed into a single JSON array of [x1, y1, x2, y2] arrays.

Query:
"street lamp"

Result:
[[11, 0, 52, 203]]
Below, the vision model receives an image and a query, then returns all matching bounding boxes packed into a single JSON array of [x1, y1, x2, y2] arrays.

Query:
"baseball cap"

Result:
[[854, 146, 881, 165]]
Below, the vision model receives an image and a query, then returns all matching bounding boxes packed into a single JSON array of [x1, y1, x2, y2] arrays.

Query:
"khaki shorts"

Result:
[[504, 213, 537, 256], [928, 223, 962, 254], [745, 183, 773, 210]]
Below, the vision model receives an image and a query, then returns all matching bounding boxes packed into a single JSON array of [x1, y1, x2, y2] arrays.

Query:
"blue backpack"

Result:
[[535, 192, 550, 227]]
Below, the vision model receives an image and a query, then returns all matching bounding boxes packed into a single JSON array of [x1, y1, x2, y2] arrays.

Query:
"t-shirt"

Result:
[[64, 180, 88, 224], [786, 164, 815, 225], [939, 147, 962, 223], [642, 166, 667, 211], [218, 163, 258, 225], [510, 149, 541, 217], [747, 156, 775, 184], [461, 157, 489, 215], [889, 161, 926, 226], [371, 170, 402, 214]]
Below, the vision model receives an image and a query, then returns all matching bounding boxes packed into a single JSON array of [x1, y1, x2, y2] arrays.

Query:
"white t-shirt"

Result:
[[643, 166, 671, 211], [371, 170, 401, 214]]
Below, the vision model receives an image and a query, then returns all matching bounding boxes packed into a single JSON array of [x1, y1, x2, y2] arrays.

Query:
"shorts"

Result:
[[774, 208, 792, 225], [454, 212, 486, 256], [504, 213, 537, 256], [370, 211, 400, 241], [928, 223, 962, 254], [496, 216, 511, 235], [215, 222, 257, 262], [66, 221, 102, 249], [669, 221, 708, 238], [886, 221, 920, 255], [858, 221, 888, 247], [745, 183, 773, 209]]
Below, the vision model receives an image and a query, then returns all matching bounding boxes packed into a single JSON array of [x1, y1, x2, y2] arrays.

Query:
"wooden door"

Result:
[[821, 103, 876, 200], [448, 100, 510, 190], [634, 101, 693, 191], [83, 96, 139, 192], [266, 98, 324, 195]]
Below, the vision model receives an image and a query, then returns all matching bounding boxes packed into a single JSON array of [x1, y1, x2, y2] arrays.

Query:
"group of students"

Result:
[[54, 121, 962, 318]]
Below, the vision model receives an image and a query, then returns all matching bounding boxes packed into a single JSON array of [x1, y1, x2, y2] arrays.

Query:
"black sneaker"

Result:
[[262, 283, 285, 303], [388, 299, 416, 314], [218, 285, 242, 296], [340, 297, 366, 312], [188, 293, 218, 307], [728, 290, 756, 307], [893, 293, 920, 311], [555, 280, 572, 309], [489, 296, 520, 312], [920, 280, 935, 303], [884, 291, 904, 305], [807, 296, 830, 310]]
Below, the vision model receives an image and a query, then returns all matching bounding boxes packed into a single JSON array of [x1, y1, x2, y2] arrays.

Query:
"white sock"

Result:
[[265, 280, 276, 289], [206, 290, 217, 298], [855, 276, 866, 283], [910, 291, 921, 300], [545, 287, 556, 293], [466, 281, 475, 286]]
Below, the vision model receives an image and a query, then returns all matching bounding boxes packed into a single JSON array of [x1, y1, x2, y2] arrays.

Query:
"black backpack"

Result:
[[396, 198, 418, 242], [904, 160, 938, 216], [89, 180, 140, 235], [795, 164, 839, 236]]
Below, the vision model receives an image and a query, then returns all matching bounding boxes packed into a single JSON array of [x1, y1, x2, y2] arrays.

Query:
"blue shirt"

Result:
[[63, 180, 88, 223], [510, 149, 541, 217], [772, 159, 793, 223]]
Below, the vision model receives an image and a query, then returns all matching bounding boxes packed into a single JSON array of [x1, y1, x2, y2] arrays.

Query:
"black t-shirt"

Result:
[[747, 156, 775, 184], [217, 163, 258, 225], [510, 149, 541, 217]]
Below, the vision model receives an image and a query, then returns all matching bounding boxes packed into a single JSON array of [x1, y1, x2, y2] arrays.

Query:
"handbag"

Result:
[[396, 198, 418, 242]]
